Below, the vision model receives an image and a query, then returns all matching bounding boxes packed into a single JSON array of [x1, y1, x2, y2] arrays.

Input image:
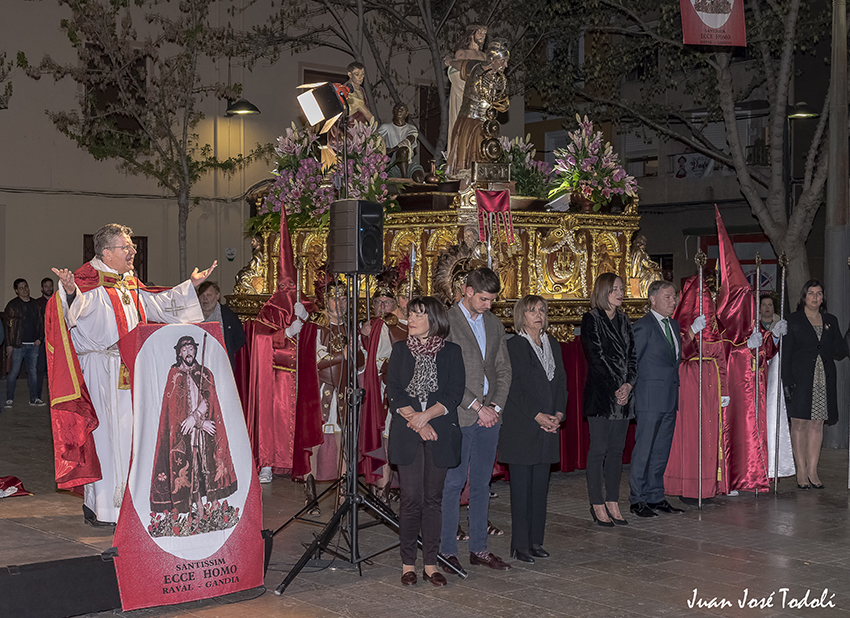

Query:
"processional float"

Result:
[[226, 52, 667, 594]]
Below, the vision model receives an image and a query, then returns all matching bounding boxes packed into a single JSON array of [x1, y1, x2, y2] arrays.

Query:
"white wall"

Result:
[[1, 0, 489, 301]]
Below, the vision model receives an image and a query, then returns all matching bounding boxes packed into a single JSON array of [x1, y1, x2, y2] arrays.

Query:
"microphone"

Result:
[[129, 270, 143, 324]]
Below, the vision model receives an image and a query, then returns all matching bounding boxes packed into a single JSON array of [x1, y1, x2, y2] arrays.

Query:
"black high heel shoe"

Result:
[[590, 506, 614, 528], [797, 483, 811, 490], [808, 478, 825, 489], [605, 505, 629, 526]]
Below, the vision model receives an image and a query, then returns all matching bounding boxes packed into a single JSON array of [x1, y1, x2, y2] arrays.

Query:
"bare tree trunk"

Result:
[[778, 237, 811, 301], [823, 0, 849, 450], [178, 191, 189, 282], [414, 0, 450, 158]]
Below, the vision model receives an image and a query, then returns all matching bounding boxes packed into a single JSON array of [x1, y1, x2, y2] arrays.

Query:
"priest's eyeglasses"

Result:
[[107, 243, 137, 253]]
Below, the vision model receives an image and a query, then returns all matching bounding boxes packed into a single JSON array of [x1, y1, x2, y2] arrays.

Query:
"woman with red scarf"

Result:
[[387, 297, 465, 587]]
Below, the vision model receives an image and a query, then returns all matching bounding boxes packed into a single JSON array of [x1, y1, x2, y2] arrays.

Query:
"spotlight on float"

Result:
[[296, 82, 350, 134]]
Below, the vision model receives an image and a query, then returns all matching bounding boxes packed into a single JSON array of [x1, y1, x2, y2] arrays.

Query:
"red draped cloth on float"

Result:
[[664, 276, 729, 498], [558, 338, 590, 471], [715, 207, 775, 492], [359, 317, 388, 484], [474, 189, 514, 246]]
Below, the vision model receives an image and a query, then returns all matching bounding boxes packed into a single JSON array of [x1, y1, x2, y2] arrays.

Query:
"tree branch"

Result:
[[597, 0, 720, 71]]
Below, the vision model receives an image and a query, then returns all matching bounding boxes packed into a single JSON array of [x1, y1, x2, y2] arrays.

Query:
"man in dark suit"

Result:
[[440, 268, 512, 573], [629, 280, 686, 517], [197, 281, 246, 369]]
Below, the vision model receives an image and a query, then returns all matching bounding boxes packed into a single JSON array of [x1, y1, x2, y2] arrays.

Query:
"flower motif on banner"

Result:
[[148, 500, 240, 538], [692, 0, 734, 28], [548, 115, 638, 210]]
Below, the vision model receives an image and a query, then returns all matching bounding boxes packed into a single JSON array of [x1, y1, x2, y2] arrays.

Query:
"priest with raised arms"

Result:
[[48, 223, 216, 526]]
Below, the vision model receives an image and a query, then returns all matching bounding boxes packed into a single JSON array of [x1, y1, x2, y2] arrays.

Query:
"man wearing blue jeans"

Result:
[[4, 278, 45, 408], [440, 268, 512, 574], [35, 277, 55, 402]]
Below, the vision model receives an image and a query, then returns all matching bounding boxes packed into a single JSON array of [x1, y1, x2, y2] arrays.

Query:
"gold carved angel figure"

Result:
[[628, 234, 663, 297], [234, 236, 267, 294]]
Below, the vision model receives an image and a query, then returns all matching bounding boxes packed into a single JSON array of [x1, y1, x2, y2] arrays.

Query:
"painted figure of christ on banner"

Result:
[[149, 335, 237, 535], [113, 323, 262, 610]]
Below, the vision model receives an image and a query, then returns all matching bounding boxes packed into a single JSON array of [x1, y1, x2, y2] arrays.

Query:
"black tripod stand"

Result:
[[273, 274, 466, 595]]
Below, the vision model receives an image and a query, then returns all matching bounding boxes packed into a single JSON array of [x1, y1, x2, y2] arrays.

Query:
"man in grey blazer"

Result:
[[629, 280, 686, 517], [440, 268, 512, 573]]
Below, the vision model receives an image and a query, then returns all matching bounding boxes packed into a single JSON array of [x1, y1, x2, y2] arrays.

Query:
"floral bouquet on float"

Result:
[[498, 134, 555, 199], [248, 121, 394, 233], [548, 115, 638, 212]]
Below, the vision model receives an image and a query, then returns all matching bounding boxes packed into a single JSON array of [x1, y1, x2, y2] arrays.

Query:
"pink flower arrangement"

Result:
[[549, 115, 638, 209], [258, 121, 391, 231], [497, 135, 555, 198]]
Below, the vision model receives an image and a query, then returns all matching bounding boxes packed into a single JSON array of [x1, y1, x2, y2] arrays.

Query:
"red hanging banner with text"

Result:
[[680, 0, 746, 47]]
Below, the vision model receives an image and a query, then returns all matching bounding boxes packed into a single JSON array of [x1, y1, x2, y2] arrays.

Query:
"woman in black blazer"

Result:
[[782, 279, 848, 489], [581, 273, 637, 526], [386, 296, 464, 587], [500, 295, 567, 563]]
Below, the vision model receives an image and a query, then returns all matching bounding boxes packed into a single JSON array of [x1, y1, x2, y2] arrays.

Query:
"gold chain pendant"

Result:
[[330, 330, 348, 353], [117, 281, 132, 305]]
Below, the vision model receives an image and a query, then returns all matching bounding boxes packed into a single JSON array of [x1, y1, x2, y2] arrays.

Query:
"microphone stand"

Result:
[[695, 251, 706, 509], [772, 252, 788, 491]]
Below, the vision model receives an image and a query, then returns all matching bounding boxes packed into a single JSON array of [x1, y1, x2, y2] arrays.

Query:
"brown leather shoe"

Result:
[[401, 571, 417, 586], [469, 551, 511, 570], [439, 554, 467, 577], [423, 570, 448, 586]]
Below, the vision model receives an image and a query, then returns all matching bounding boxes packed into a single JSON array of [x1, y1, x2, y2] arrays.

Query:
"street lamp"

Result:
[[225, 98, 261, 116], [787, 101, 819, 119], [223, 59, 261, 117], [785, 101, 820, 217]]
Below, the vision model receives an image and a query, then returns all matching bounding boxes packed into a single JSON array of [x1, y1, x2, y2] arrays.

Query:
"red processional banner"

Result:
[[112, 323, 264, 611], [680, 0, 747, 46]]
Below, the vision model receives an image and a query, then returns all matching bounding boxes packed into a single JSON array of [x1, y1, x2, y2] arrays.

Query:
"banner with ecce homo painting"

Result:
[[680, 0, 747, 47], [112, 322, 263, 611]]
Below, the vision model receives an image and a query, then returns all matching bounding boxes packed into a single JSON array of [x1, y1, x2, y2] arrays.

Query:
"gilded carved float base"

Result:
[[228, 194, 651, 341]]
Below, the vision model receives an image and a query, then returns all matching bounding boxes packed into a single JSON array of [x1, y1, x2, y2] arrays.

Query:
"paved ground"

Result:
[[2, 385, 850, 617]]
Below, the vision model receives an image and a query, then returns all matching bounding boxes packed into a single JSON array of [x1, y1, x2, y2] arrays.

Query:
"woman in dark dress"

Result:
[[581, 273, 637, 526], [500, 295, 567, 563], [386, 297, 465, 586], [782, 280, 848, 489]]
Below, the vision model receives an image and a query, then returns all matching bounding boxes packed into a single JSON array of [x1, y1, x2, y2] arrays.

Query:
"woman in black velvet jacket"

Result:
[[581, 273, 637, 526], [782, 279, 848, 489]]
